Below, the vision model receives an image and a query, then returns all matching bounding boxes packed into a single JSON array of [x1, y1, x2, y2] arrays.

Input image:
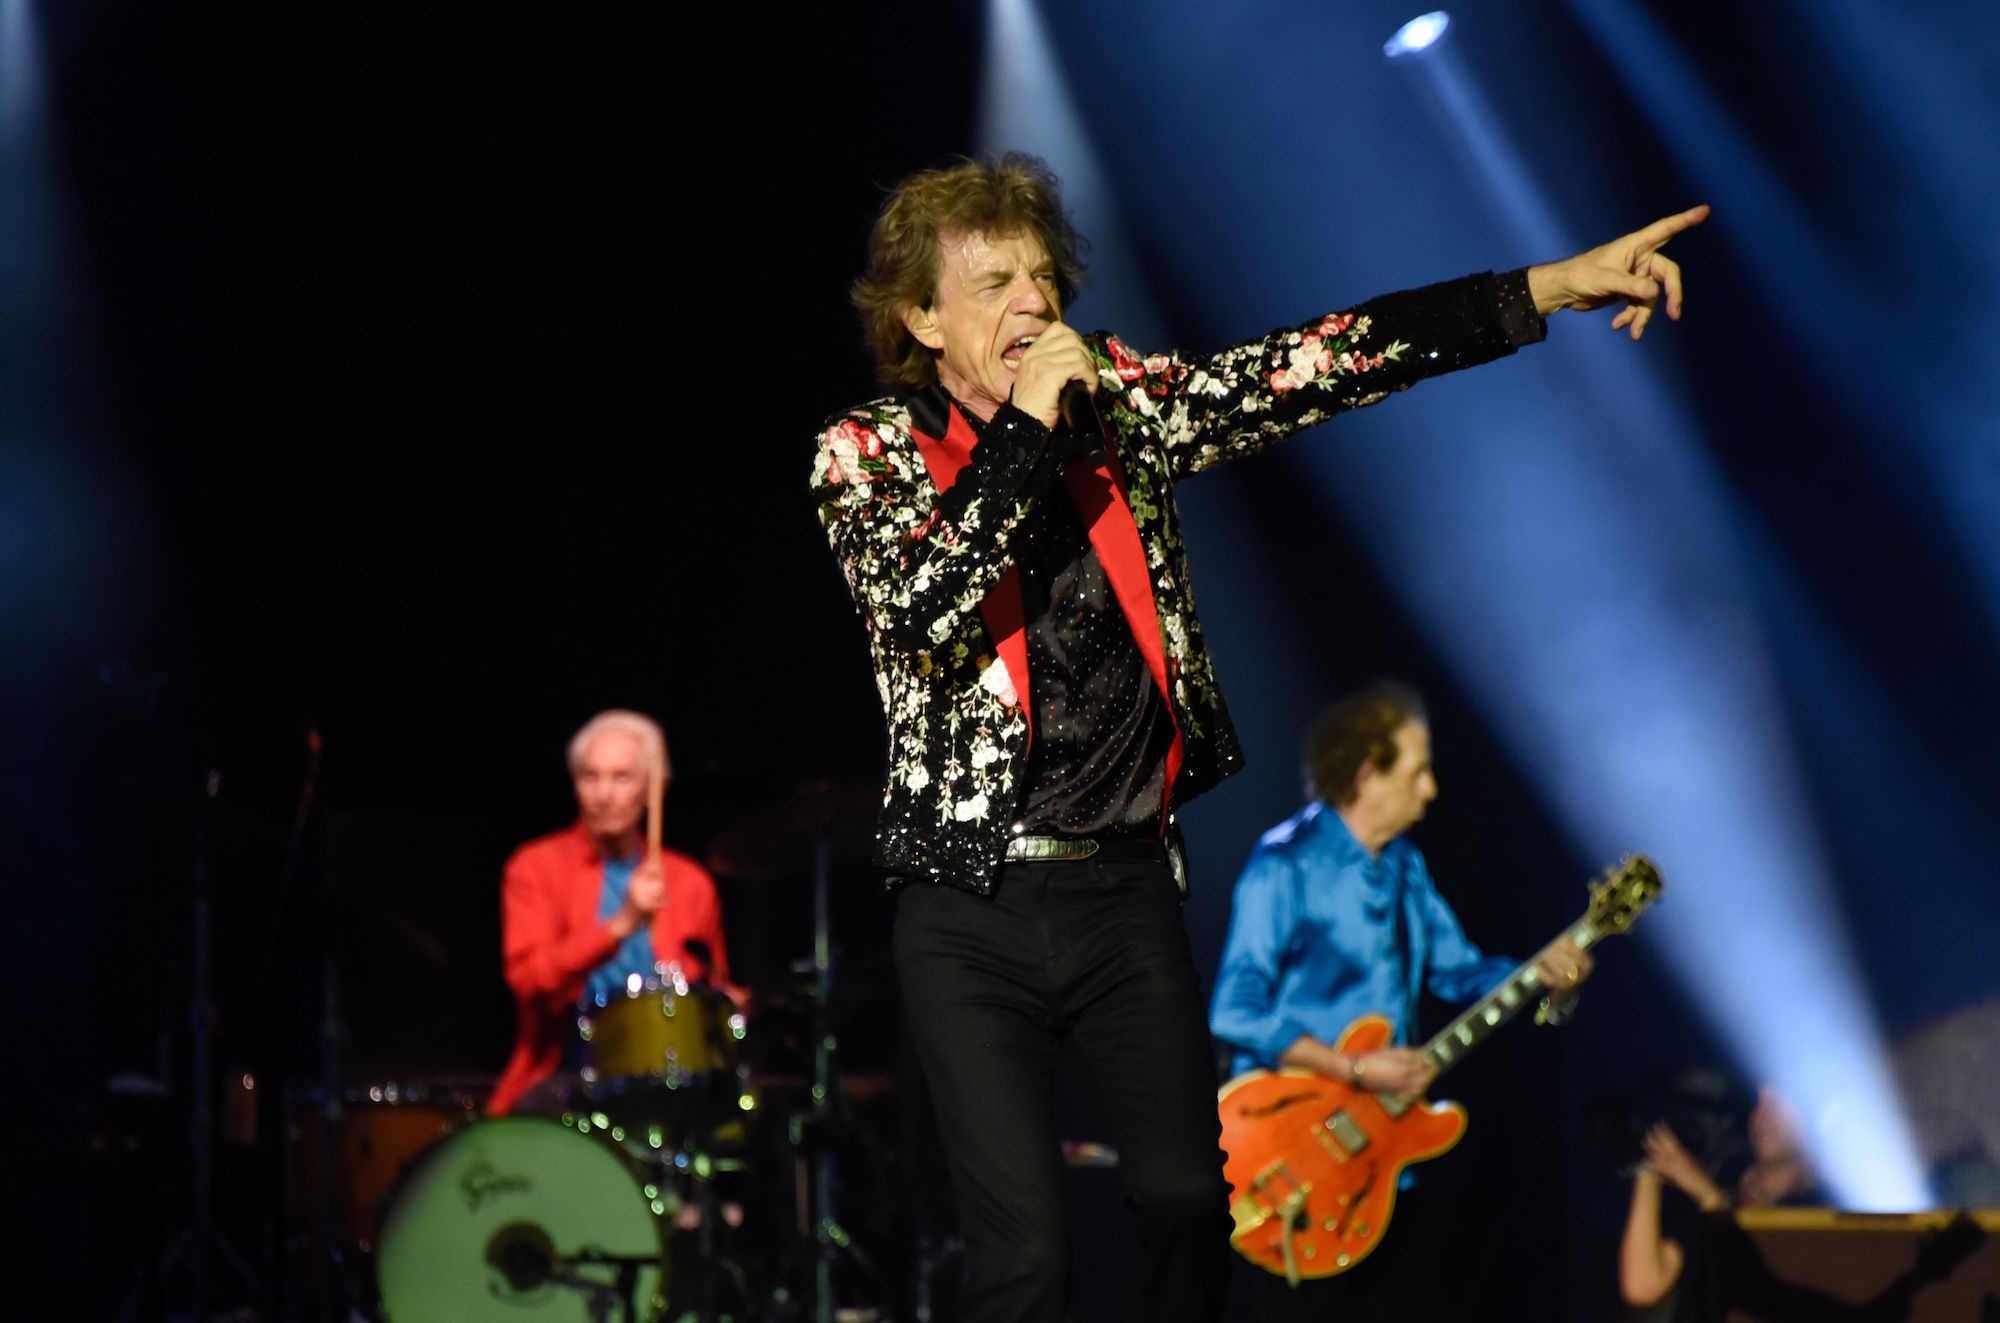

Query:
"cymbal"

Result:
[[707, 778, 881, 882]]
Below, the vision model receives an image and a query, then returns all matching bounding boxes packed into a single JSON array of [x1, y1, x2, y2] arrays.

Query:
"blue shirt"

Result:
[[1209, 802, 1516, 1076], [582, 852, 659, 1009]]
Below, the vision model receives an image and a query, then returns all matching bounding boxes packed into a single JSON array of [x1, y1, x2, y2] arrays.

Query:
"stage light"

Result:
[[1385, 11, 1451, 60], [978, 0, 1169, 349], [1, 0, 43, 136]]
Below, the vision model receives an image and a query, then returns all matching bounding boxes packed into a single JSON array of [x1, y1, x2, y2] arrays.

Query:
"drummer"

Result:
[[488, 709, 739, 1117]]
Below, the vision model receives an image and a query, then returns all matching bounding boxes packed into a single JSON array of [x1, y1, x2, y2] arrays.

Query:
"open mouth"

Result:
[[1001, 333, 1036, 367]]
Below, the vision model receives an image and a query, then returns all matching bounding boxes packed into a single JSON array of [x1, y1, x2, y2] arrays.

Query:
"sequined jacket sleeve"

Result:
[[1093, 269, 1545, 482], [811, 402, 1069, 651]]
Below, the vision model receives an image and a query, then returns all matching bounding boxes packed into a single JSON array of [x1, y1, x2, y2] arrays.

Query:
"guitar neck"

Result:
[[1416, 912, 1606, 1080]]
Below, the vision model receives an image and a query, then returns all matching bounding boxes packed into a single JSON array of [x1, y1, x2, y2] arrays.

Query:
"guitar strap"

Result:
[[1388, 857, 1419, 1042]]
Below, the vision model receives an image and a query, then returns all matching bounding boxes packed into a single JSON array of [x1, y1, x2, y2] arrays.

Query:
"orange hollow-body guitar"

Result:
[[1219, 1015, 1461, 1283], [1218, 854, 1663, 1283]]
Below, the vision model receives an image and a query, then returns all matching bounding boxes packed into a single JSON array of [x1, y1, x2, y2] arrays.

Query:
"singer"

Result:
[[809, 153, 1705, 1323]]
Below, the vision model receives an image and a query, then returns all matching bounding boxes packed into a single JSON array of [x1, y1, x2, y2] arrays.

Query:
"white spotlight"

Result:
[[1385, 11, 1451, 60]]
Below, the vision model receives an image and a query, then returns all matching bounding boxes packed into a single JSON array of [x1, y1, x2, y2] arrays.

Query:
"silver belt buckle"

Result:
[[1004, 834, 1100, 862]]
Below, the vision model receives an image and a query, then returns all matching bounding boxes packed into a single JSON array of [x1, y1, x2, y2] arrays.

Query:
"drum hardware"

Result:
[[374, 1114, 669, 1323], [709, 779, 890, 1323], [288, 1083, 763, 1323], [908, 1228, 964, 1323], [135, 766, 262, 1323], [576, 967, 758, 1150], [484, 1225, 658, 1323], [286, 1079, 483, 1251], [565, 966, 769, 1323]]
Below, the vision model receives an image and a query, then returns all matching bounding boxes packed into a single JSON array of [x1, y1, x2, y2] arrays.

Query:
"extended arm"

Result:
[[1619, 1170, 1687, 1308], [1121, 271, 1543, 482], [1620, 1121, 1730, 1306], [1131, 204, 1707, 480]]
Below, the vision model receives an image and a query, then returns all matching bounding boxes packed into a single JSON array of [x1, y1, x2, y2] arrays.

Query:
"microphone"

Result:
[[487, 1221, 556, 1293], [1059, 379, 1109, 466]]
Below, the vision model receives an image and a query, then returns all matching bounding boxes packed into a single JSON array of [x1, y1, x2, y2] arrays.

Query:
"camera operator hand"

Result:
[[1641, 1123, 1728, 1212]]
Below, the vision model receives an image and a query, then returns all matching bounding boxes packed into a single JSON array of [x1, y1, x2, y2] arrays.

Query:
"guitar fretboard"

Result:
[[1417, 917, 1604, 1078]]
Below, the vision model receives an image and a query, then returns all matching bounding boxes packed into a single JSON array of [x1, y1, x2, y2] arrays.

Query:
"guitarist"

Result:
[[1209, 681, 1592, 1321]]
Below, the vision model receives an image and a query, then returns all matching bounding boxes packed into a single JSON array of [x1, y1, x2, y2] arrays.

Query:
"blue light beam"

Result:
[[1371, 29, 1933, 1210], [1563, 0, 2000, 686]]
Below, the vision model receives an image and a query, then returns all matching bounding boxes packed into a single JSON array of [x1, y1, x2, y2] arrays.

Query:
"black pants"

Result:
[[893, 841, 1233, 1323]]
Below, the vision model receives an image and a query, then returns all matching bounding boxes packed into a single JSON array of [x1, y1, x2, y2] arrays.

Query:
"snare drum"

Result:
[[374, 1115, 667, 1323], [579, 972, 749, 1131]]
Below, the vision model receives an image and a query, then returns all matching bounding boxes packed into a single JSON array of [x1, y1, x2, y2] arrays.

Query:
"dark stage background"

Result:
[[6, 2, 1997, 1321]]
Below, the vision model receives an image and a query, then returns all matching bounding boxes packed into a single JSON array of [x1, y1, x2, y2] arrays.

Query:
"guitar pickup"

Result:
[[1323, 1109, 1369, 1155]]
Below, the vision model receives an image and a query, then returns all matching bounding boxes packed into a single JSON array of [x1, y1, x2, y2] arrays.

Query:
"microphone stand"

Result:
[[148, 769, 260, 1323], [801, 827, 884, 1323], [257, 725, 340, 1322], [811, 831, 840, 1323]]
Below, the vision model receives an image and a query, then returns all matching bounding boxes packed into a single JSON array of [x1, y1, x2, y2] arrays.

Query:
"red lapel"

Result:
[[908, 399, 1185, 812], [908, 405, 1032, 741], [1060, 451, 1185, 807]]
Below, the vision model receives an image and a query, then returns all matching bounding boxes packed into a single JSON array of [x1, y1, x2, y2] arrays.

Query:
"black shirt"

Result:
[[916, 386, 1174, 836]]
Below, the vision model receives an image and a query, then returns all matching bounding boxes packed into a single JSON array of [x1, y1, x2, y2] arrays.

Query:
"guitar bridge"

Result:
[[1231, 1161, 1309, 1240]]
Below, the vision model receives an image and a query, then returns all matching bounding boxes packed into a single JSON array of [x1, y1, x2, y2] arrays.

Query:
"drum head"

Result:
[[375, 1116, 664, 1322]]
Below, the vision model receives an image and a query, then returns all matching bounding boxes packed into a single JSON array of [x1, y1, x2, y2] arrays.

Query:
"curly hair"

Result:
[[1302, 682, 1429, 807], [851, 153, 1088, 391]]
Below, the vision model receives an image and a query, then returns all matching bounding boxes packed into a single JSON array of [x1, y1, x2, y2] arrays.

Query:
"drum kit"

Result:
[[287, 779, 891, 1323]]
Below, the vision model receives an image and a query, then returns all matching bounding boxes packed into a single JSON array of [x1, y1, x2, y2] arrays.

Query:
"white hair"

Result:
[[566, 709, 671, 783]]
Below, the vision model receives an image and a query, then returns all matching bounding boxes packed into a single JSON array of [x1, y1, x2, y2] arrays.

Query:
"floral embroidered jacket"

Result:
[[811, 271, 1543, 893]]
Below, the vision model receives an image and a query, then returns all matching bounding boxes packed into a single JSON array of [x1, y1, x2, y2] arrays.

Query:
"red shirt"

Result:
[[487, 820, 730, 1115]]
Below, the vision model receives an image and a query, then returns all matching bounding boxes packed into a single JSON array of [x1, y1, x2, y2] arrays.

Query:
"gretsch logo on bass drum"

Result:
[[459, 1155, 533, 1212]]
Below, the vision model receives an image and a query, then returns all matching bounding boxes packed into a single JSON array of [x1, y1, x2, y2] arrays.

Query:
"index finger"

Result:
[[1628, 203, 1711, 253]]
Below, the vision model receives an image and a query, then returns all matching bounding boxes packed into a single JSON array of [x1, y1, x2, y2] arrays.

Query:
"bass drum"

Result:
[[374, 1115, 666, 1322], [289, 1080, 482, 1252]]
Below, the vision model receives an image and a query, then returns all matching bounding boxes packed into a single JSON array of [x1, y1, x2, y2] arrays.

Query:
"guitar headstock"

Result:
[[1584, 854, 1664, 936]]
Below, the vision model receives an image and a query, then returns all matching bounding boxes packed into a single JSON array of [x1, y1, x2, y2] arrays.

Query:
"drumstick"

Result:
[[646, 739, 664, 863]]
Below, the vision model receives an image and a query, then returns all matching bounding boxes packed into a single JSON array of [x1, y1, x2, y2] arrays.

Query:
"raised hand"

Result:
[[609, 854, 667, 938], [1527, 204, 1711, 341], [1641, 1122, 1728, 1210], [1534, 936, 1594, 996]]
